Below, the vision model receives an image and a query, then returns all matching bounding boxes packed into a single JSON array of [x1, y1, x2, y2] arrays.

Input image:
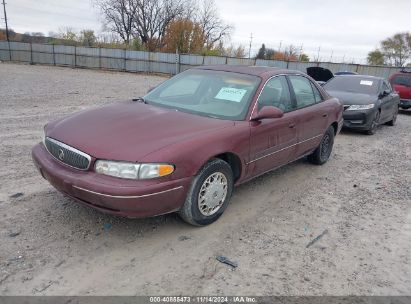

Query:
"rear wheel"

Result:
[[179, 158, 233, 226], [308, 126, 335, 165], [366, 110, 380, 135], [386, 107, 398, 126]]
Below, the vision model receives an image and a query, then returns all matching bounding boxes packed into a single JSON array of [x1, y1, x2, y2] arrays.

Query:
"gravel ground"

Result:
[[0, 62, 410, 296]]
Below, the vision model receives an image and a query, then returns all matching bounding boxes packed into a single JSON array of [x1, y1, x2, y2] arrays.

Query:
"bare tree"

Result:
[[95, 0, 138, 45], [196, 0, 233, 49], [132, 0, 191, 50]]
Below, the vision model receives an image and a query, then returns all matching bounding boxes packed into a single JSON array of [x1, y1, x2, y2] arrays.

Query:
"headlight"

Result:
[[346, 104, 375, 111], [95, 160, 174, 180]]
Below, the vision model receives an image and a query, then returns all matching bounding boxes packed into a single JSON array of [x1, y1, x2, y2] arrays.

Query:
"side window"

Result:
[[257, 76, 293, 112], [289, 76, 316, 108], [311, 82, 323, 102], [382, 81, 392, 93]]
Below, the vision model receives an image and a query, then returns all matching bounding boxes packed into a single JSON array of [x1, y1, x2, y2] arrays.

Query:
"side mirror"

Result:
[[380, 89, 390, 98], [251, 106, 284, 121]]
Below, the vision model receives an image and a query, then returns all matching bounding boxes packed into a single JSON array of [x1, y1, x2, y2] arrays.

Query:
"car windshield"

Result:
[[144, 69, 261, 120], [324, 76, 379, 95], [392, 75, 411, 87]]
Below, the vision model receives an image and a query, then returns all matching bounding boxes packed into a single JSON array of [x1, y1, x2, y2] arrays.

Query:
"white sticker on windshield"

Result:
[[215, 87, 247, 102], [360, 80, 373, 86]]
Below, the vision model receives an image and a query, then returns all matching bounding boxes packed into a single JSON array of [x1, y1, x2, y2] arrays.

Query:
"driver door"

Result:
[[249, 76, 298, 177]]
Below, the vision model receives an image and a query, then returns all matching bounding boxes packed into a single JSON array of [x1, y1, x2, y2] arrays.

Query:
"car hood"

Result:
[[46, 102, 234, 161], [326, 90, 376, 105]]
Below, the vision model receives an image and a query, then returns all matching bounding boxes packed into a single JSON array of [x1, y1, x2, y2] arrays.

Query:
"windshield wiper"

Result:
[[132, 97, 146, 103]]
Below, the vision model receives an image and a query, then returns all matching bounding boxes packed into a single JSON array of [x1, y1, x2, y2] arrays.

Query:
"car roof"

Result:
[[193, 65, 301, 77]]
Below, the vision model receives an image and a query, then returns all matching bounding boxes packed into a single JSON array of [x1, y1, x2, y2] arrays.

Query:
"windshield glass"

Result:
[[144, 69, 261, 120], [392, 75, 411, 87], [324, 76, 379, 95]]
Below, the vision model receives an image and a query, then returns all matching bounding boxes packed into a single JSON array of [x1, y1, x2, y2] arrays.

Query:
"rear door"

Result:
[[249, 76, 298, 176], [288, 75, 329, 158]]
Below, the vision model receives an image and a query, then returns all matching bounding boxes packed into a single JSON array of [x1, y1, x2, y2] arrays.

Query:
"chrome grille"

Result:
[[44, 137, 91, 170]]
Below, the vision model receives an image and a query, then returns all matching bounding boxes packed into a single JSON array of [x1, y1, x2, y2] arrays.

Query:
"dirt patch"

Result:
[[0, 62, 410, 295]]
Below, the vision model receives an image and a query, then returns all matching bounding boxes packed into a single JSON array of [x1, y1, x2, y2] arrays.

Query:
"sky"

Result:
[[3, 0, 411, 64]]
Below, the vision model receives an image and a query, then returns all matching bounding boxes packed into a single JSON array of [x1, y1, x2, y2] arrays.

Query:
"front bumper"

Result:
[[342, 108, 376, 130], [32, 143, 191, 218], [399, 99, 411, 109]]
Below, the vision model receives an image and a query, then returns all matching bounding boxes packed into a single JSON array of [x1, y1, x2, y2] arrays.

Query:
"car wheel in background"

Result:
[[386, 107, 398, 126], [366, 110, 380, 135], [308, 126, 335, 165], [179, 158, 234, 226]]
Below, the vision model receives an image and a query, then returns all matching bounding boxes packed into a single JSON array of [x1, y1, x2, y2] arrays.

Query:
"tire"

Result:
[[386, 107, 398, 126], [308, 126, 335, 165], [178, 158, 234, 226], [366, 110, 380, 135]]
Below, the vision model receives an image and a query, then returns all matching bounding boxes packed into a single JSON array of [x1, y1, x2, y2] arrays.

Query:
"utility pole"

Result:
[[1, 0, 9, 41], [330, 50, 334, 63], [298, 44, 303, 61], [316, 46, 321, 62], [248, 33, 253, 59]]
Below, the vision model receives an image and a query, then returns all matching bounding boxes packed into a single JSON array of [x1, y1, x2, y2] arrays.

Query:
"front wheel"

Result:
[[179, 158, 234, 226], [308, 126, 335, 165], [386, 107, 398, 126], [366, 110, 380, 135]]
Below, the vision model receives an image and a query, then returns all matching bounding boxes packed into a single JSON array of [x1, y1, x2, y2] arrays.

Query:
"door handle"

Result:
[[322, 113, 328, 118], [288, 123, 296, 129]]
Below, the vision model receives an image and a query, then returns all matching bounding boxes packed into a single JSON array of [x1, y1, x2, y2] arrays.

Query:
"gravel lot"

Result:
[[0, 63, 410, 296]]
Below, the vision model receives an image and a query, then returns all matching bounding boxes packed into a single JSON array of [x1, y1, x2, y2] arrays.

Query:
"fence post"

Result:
[[225, 56, 228, 64], [7, 40, 11, 61], [123, 48, 127, 72], [30, 42, 33, 64], [52, 44, 56, 66], [175, 48, 180, 75], [74, 45, 76, 68], [99, 47, 101, 70]]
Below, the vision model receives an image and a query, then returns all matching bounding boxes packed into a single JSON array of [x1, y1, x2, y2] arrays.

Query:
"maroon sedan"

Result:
[[32, 65, 343, 226]]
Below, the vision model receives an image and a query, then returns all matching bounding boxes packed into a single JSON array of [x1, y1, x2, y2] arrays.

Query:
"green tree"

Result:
[[300, 53, 310, 62], [380, 32, 410, 66], [367, 49, 385, 65], [79, 30, 97, 47], [256, 43, 266, 59]]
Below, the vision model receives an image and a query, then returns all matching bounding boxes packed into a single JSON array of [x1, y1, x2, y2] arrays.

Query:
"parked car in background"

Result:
[[389, 70, 411, 110], [335, 71, 358, 76], [324, 75, 399, 135], [32, 65, 343, 226]]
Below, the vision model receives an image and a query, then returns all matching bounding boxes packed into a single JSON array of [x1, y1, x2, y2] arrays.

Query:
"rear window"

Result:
[[324, 76, 379, 95], [391, 75, 411, 87]]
